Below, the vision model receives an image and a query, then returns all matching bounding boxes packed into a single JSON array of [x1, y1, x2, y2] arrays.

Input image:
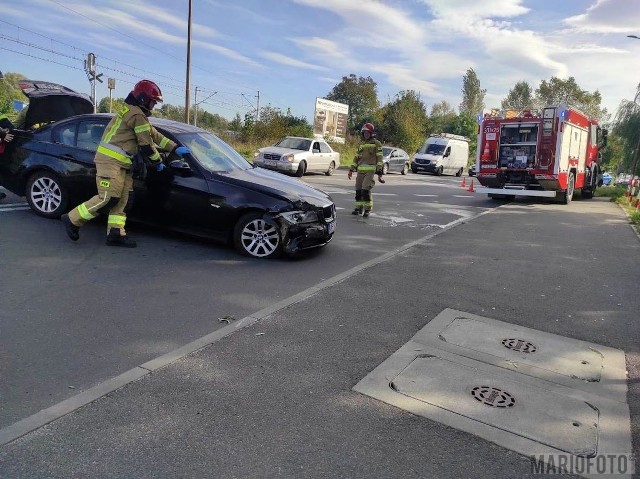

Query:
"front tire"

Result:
[[325, 161, 335, 176], [26, 170, 69, 218], [401, 163, 409, 175], [382, 163, 389, 175], [455, 167, 463, 177], [435, 166, 443, 176], [233, 212, 282, 259], [295, 161, 306, 177]]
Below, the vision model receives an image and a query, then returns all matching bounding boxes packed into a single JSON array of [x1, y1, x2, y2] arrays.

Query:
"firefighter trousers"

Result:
[[354, 171, 375, 211], [67, 158, 133, 235]]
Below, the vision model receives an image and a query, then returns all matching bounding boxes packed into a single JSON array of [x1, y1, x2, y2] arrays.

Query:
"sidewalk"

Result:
[[1, 198, 638, 478]]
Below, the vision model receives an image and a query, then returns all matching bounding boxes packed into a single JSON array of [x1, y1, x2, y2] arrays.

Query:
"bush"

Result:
[[596, 185, 626, 200]]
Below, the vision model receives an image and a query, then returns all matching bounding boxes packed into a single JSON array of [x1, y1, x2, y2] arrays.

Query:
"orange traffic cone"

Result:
[[467, 179, 475, 192], [481, 142, 490, 162], [460, 177, 466, 188]]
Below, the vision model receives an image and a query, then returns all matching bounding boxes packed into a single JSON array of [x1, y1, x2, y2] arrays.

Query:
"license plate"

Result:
[[327, 221, 336, 234], [266, 160, 278, 167], [417, 166, 425, 170]]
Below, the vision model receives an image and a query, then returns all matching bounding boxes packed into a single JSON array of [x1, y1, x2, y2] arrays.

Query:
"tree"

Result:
[[611, 83, 640, 177], [0, 72, 28, 121], [229, 113, 242, 132], [501, 81, 534, 111], [535, 76, 607, 120], [429, 101, 457, 135], [379, 90, 428, 153], [97, 96, 126, 113], [459, 68, 486, 116], [326, 74, 378, 132]]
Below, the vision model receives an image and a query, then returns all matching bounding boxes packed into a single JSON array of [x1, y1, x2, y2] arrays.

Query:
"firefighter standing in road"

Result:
[[348, 122, 384, 217], [61, 80, 190, 248]]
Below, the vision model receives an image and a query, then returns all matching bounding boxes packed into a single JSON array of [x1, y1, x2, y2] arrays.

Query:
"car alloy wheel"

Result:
[[382, 163, 389, 175], [401, 163, 408, 175], [26, 171, 68, 218], [234, 212, 282, 258], [325, 161, 335, 176]]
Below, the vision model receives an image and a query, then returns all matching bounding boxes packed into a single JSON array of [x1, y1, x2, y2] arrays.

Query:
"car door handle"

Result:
[[61, 154, 76, 161]]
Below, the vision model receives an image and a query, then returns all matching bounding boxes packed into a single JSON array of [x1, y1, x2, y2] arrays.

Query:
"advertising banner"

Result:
[[313, 97, 348, 144]]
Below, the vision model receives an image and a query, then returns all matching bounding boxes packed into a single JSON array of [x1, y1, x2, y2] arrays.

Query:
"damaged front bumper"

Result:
[[272, 203, 337, 254]]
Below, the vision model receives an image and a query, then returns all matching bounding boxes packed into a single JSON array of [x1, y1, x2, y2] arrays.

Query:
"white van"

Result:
[[411, 133, 469, 176]]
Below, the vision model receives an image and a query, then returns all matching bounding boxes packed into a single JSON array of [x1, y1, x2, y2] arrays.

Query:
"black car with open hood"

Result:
[[0, 89, 336, 259]]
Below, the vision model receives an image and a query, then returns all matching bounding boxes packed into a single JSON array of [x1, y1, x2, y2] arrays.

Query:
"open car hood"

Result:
[[18, 81, 93, 129]]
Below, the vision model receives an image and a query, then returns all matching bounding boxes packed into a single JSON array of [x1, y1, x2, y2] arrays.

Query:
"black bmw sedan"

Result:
[[0, 83, 336, 259]]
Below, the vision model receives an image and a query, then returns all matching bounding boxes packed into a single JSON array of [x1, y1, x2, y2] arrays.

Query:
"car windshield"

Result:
[[382, 147, 393, 156], [274, 137, 311, 150], [420, 143, 445, 155], [176, 131, 252, 172]]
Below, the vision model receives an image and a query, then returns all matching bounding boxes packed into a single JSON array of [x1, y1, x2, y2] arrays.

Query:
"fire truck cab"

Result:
[[474, 105, 606, 204]]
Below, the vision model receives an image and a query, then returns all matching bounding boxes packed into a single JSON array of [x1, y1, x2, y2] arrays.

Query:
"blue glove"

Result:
[[156, 162, 166, 172], [175, 146, 190, 157]]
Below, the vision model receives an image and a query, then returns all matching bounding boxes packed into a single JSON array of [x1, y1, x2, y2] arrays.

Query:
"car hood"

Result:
[[212, 166, 332, 208], [18, 80, 93, 129], [259, 146, 303, 156]]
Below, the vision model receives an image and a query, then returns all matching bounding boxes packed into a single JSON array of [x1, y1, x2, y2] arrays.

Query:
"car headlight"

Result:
[[282, 154, 295, 162], [279, 210, 319, 224], [254, 151, 260, 158]]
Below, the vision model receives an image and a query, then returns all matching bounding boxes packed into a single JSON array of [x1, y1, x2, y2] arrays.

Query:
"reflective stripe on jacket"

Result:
[[96, 103, 177, 167], [350, 139, 383, 173]]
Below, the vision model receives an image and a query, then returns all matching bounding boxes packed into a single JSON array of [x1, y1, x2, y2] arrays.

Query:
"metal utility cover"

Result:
[[392, 354, 599, 457], [438, 316, 603, 381]]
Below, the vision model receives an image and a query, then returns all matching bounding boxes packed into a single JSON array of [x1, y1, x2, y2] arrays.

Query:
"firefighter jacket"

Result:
[[350, 138, 383, 174], [96, 103, 177, 169]]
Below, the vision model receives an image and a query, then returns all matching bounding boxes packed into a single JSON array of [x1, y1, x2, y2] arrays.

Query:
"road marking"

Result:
[[452, 194, 474, 198], [372, 193, 397, 196], [415, 194, 437, 197], [0, 205, 30, 212]]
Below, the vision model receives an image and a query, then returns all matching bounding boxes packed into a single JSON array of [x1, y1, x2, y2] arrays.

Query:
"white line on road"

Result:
[[415, 194, 438, 197], [0, 205, 30, 212]]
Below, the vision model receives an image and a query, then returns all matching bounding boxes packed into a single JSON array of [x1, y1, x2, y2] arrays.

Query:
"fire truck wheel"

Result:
[[560, 172, 575, 204]]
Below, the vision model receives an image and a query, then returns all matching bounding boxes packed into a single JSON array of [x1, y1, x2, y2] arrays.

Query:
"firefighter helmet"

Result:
[[132, 80, 163, 111], [361, 122, 375, 138]]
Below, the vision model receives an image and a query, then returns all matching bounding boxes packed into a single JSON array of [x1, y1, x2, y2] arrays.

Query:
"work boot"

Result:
[[363, 210, 370, 218], [106, 228, 137, 248], [61, 213, 80, 241], [351, 207, 363, 215]]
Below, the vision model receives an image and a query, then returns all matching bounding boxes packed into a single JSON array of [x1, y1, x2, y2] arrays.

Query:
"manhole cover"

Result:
[[471, 386, 516, 408], [501, 338, 537, 353]]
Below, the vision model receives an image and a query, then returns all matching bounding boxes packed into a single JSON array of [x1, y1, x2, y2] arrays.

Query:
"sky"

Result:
[[2, 0, 640, 124]]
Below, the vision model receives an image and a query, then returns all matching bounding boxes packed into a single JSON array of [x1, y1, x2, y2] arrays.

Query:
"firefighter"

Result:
[[0, 114, 15, 201], [348, 122, 383, 217], [61, 79, 190, 248]]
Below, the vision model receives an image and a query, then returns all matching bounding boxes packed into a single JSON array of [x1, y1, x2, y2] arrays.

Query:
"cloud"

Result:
[[564, 0, 640, 34], [258, 51, 329, 71]]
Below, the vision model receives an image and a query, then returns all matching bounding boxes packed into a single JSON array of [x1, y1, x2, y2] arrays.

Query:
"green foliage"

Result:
[[326, 74, 379, 132], [98, 96, 126, 113], [596, 185, 626, 199], [459, 68, 486, 116], [501, 81, 534, 111], [0, 72, 28, 122], [535, 77, 607, 120], [378, 90, 428, 153], [239, 105, 312, 145], [599, 133, 625, 173], [611, 83, 640, 177]]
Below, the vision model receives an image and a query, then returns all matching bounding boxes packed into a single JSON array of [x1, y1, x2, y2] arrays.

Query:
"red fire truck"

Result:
[[474, 105, 607, 204]]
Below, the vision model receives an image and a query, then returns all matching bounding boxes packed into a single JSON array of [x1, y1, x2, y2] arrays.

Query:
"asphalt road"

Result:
[[0, 172, 495, 429], [1, 182, 638, 479]]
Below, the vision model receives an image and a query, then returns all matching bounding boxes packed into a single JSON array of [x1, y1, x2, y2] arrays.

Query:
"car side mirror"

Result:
[[169, 159, 192, 177]]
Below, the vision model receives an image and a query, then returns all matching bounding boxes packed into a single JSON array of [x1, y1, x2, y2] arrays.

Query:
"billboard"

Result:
[[313, 97, 348, 144]]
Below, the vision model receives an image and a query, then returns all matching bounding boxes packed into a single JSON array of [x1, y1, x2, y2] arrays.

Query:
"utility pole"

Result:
[[256, 90, 260, 121], [107, 78, 116, 113], [194, 86, 199, 127], [184, 0, 192, 124], [84, 53, 103, 113]]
